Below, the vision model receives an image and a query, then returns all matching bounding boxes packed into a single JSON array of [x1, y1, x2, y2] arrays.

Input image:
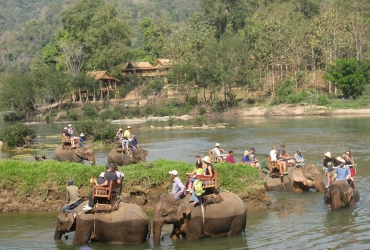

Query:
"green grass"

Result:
[[0, 159, 262, 199]]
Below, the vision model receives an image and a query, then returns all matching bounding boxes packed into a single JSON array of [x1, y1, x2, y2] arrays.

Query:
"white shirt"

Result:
[[270, 150, 277, 161], [213, 147, 221, 157]]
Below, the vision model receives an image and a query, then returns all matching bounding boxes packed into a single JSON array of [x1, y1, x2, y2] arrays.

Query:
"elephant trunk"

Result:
[[330, 188, 342, 210], [153, 220, 164, 244], [54, 222, 63, 240]]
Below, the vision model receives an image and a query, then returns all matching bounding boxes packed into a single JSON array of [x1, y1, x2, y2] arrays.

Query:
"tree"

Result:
[[323, 58, 370, 99], [0, 69, 35, 117]]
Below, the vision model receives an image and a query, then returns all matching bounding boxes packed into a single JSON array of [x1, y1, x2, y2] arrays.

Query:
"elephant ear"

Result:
[[75, 148, 83, 158], [176, 201, 191, 221]]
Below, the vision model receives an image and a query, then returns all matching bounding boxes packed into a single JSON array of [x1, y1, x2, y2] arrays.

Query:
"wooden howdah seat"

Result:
[[61, 135, 71, 146], [267, 156, 280, 173], [92, 180, 121, 211]]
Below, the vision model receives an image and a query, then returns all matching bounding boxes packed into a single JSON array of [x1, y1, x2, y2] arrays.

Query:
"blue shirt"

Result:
[[78, 137, 85, 147], [171, 177, 185, 195], [241, 155, 251, 163], [335, 165, 350, 180]]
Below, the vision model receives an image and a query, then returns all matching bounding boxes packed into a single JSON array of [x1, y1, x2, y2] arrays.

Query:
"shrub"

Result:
[[193, 115, 205, 126], [82, 105, 98, 118], [3, 112, 25, 122], [198, 106, 206, 115], [99, 109, 121, 120], [275, 79, 295, 103], [0, 123, 36, 148], [168, 117, 176, 127]]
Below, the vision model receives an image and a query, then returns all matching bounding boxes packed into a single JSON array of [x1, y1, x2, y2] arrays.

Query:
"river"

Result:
[[0, 115, 369, 249]]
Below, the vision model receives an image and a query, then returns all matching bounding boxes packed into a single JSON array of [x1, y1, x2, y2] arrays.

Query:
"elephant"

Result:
[[261, 164, 325, 192], [52, 145, 96, 165], [324, 180, 360, 210], [54, 201, 150, 244], [153, 191, 247, 244], [107, 147, 148, 166]]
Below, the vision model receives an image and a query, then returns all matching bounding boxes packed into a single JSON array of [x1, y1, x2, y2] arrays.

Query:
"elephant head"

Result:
[[54, 210, 77, 240], [132, 148, 148, 163], [325, 180, 359, 210], [292, 164, 325, 192], [153, 193, 190, 244], [75, 146, 96, 165]]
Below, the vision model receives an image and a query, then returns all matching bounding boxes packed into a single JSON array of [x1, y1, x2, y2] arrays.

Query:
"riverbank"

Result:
[[0, 159, 270, 213]]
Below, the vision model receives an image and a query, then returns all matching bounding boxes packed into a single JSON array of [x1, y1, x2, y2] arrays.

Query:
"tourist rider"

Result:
[[241, 150, 251, 164], [213, 143, 225, 162], [83, 163, 121, 211], [186, 158, 204, 192], [115, 128, 123, 142], [169, 170, 185, 200], [248, 147, 261, 170], [189, 175, 205, 207], [225, 150, 236, 164], [62, 179, 82, 219], [67, 124, 76, 148], [332, 159, 350, 182], [78, 133, 85, 147], [343, 149, 356, 183], [202, 156, 215, 178], [294, 149, 305, 168], [277, 143, 295, 166], [122, 126, 132, 155], [323, 152, 336, 188], [270, 145, 287, 174]]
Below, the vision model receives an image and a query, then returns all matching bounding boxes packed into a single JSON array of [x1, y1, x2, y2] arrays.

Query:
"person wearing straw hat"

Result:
[[241, 150, 251, 164], [323, 152, 336, 188], [121, 126, 132, 155], [202, 156, 215, 178], [213, 143, 225, 162]]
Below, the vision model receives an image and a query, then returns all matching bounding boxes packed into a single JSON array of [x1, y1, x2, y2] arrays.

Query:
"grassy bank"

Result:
[[0, 159, 262, 197]]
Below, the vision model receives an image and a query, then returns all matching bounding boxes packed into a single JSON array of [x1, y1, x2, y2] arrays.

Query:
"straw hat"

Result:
[[202, 156, 211, 164], [335, 156, 342, 161], [98, 172, 105, 177], [324, 152, 332, 158], [244, 150, 249, 156], [215, 143, 220, 147], [127, 126, 132, 129], [80, 133, 84, 137]]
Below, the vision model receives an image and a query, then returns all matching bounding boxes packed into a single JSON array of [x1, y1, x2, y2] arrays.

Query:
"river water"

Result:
[[1, 115, 370, 249]]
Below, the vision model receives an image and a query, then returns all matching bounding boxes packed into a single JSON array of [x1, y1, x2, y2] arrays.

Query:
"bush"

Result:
[[0, 123, 36, 148], [82, 105, 98, 118], [168, 116, 176, 127], [275, 79, 295, 103], [198, 106, 206, 115], [3, 112, 25, 122], [193, 115, 205, 126], [99, 109, 122, 120]]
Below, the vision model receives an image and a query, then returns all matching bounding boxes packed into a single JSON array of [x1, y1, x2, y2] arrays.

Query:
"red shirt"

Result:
[[226, 154, 235, 164]]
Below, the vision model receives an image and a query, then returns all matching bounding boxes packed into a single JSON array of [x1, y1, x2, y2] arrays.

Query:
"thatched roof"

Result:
[[87, 70, 121, 82], [153, 59, 172, 69], [122, 62, 154, 71]]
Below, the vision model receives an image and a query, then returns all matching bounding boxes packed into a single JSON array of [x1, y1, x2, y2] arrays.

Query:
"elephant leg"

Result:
[[227, 214, 246, 236], [73, 221, 92, 245]]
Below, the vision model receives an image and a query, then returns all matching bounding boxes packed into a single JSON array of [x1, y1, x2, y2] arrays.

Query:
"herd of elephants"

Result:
[[50, 144, 360, 245]]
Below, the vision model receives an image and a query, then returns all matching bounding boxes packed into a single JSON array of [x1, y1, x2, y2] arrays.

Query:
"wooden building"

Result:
[[122, 59, 172, 79], [71, 70, 121, 102]]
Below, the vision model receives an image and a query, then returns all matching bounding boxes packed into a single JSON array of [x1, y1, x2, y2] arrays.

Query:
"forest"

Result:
[[1, 0, 370, 120]]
